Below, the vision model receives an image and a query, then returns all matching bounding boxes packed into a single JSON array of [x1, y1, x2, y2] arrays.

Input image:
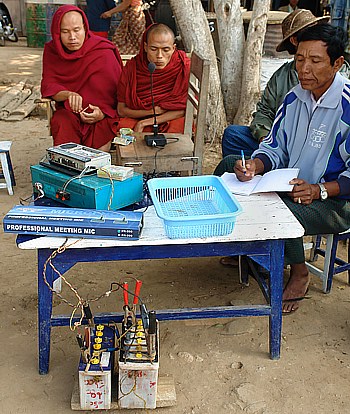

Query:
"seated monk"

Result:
[[41, 5, 123, 151], [117, 23, 191, 133]]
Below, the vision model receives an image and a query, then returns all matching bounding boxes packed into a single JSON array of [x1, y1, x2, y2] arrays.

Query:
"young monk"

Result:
[[117, 23, 191, 133], [41, 5, 123, 151]]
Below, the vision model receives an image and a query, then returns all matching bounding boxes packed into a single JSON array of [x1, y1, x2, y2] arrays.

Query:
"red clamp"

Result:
[[123, 282, 129, 308], [133, 280, 142, 305]]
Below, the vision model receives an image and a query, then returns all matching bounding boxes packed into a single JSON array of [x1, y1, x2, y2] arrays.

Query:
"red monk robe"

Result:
[[41, 5, 123, 150], [117, 24, 191, 133]]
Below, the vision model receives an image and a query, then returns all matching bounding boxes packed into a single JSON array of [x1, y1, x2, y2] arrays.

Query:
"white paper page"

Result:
[[221, 168, 299, 195], [254, 168, 299, 193], [221, 172, 262, 195]]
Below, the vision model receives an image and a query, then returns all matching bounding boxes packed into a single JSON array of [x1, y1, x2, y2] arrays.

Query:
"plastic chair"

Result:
[[306, 233, 350, 293], [0, 140, 15, 195]]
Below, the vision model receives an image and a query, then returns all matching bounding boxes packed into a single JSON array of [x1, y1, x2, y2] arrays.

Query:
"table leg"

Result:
[[38, 249, 54, 375], [33, 239, 285, 372], [268, 240, 284, 360]]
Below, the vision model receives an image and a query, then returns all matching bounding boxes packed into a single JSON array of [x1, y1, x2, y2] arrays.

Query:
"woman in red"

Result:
[[117, 23, 191, 133], [41, 5, 123, 151]]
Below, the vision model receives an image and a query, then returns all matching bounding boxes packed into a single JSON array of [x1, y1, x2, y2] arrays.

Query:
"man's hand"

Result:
[[234, 158, 258, 182], [67, 92, 83, 113], [288, 178, 319, 205], [79, 104, 105, 124], [100, 11, 112, 19]]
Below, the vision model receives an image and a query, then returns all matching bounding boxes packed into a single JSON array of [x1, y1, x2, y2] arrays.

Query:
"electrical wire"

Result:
[[98, 166, 114, 210], [152, 146, 163, 173], [110, 279, 144, 305], [61, 166, 91, 193], [165, 137, 180, 144], [42, 241, 126, 330], [20, 182, 45, 205], [42, 243, 147, 333], [118, 371, 149, 413]]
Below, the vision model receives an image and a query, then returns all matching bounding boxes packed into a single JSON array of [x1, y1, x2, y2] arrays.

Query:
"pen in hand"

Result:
[[241, 150, 246, 174]]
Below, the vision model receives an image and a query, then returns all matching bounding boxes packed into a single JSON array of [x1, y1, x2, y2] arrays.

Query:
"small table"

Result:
[[113, 132, 194, 173], [242, 10, 289, 58], [17, 193, 304, 374]]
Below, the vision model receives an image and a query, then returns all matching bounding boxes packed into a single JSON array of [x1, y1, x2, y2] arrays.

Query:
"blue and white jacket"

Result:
[[252, 72, 350, 199]]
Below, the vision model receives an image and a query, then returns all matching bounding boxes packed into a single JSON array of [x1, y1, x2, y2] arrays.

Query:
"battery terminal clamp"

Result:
[[55, 189, 70, 201]]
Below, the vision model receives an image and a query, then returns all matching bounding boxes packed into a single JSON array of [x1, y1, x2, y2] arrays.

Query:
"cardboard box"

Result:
[[3, 205, 143, 239]]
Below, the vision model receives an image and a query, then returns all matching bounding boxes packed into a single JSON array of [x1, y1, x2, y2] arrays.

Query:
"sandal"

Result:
[[282, 289, 311, 315]]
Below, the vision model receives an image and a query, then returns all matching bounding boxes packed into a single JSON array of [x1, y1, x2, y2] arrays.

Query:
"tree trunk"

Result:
[[169, 0, 226, 143], [214, 0, 244, 124], [233, 0, 270, 126]]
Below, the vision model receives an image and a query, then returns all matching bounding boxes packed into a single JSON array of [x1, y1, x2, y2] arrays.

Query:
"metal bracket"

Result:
[[181, 157, 199, 175], [124, 162, 143, 167]]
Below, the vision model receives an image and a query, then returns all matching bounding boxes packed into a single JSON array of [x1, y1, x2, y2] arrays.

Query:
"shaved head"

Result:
[[144, 23, 176, 69], [146, 23, 175, 44]]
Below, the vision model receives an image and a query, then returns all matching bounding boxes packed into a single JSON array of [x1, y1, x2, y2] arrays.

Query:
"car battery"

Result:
[[118, 319, 159, 409], [30, 164, 143, 210], [78, 325, 115, 410]]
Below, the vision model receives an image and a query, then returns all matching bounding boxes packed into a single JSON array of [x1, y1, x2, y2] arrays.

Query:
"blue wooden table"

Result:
[[16, 194, 304, 375]]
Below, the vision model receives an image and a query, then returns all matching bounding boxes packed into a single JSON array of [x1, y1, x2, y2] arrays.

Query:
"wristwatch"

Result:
[[318, 183, 328, 201]]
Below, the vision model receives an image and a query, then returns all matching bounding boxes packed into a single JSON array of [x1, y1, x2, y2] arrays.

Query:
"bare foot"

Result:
[[282, 263, 310, 314]]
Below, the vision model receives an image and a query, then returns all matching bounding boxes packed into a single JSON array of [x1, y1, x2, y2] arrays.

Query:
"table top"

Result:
[[242, 10, 289, 24], [16, 192, 304, 250]]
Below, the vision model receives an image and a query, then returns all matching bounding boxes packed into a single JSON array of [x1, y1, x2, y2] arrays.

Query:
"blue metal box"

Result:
[[30, 164, 143, 210]]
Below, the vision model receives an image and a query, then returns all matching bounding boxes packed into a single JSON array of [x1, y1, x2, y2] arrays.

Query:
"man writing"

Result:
[[117, 23, 191, 133], [219, 9, 349, 270], [231, 24, 350, 314]]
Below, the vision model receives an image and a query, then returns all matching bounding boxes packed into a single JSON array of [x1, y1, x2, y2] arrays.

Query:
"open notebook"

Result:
[[221, 168, 300, 195]]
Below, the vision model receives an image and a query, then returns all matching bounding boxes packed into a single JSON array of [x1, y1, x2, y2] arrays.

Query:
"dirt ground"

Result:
[[1, 40, 350, 414]]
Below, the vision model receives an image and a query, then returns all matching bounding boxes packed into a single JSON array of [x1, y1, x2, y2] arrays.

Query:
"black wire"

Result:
[[20, 194, 35, 205]]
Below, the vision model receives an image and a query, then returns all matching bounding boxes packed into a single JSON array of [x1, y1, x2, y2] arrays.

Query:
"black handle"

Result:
[[148, 310, 156, 334], [83, 303, 93, 320]]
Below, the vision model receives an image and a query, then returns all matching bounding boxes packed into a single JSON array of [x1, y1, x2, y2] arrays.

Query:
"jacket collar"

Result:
[[294, 72, 348, 109]]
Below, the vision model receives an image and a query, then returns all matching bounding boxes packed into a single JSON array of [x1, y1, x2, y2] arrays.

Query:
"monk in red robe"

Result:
[[117, 23, 191, 133], [41, 5, 123, 151]]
